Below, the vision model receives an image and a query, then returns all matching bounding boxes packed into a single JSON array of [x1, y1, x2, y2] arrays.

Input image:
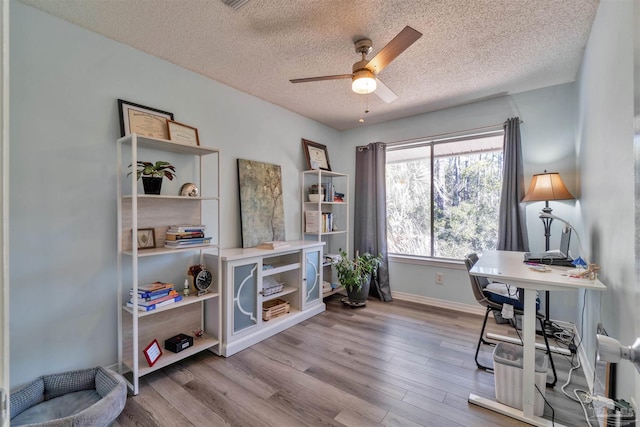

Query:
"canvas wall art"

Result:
[[237, 159, 286, 248]]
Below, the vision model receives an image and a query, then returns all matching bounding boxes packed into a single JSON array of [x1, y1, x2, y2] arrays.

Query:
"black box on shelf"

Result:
[[164, 333, 193, 353]]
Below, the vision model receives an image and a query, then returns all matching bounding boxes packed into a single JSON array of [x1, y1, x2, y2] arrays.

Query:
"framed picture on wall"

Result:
[[143, 339, 162, 367], [302, 139, 331, 171], [118, 99, 174, 139], [136, 228, 156, 250], [167, 120, 200, 146]]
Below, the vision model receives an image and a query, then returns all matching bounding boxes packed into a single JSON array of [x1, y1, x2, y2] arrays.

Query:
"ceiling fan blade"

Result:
[[290, 74, 352, 84], [374, 78, 398, 103], [366, 26, 422, 73]]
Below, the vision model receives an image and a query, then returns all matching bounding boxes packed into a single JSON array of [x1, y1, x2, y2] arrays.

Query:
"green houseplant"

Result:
[[335, 251, 382, 305], [128, 161, 176, 195]]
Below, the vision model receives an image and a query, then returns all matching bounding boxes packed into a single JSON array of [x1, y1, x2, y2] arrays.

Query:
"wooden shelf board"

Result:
[[123, 335, 219, 377], [123, 292, 220, 317], [262, 262, 301, 276], [303, 201, 347, 205], [323, 287, 344, 298], [303, 230, 346, 236], [124, 244, 219, 257], [122, 195, 219, 201], [118, 134, 219, 156]]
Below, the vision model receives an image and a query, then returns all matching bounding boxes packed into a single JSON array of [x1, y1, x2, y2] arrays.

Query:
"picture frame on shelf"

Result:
[[143, 339, 162, 367], [136, 228, 156, 250], [167, 120, 200, 146], [302, 138, 331, 171], [117, 99, 174, 139]]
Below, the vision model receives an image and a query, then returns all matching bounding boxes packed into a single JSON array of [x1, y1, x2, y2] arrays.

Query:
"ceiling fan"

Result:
[[290, 26, 422, 103]]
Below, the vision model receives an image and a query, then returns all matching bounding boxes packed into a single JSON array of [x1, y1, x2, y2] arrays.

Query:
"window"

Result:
[[386, 132, 504, 259]]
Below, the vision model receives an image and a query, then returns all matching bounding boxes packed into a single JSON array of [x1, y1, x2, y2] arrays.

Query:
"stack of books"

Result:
[[333, 192, 345, 203], [164, 225, 212, 249], [127, 282, 182, 312]]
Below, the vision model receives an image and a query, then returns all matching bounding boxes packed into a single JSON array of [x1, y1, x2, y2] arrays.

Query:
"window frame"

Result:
[[385, 129, 505, 262]]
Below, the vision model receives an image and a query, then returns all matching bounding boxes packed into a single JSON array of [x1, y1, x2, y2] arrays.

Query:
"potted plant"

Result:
[[128, 161, 176, 195], [308, 184, 324, 202], [334, 251, 382, 305]]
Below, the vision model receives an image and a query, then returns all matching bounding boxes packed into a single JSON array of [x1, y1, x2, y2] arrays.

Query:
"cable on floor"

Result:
[[536, 384, 555, 426]]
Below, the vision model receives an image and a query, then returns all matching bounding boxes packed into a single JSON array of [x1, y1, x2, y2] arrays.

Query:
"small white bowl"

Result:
[[308, 193, 324, 202]]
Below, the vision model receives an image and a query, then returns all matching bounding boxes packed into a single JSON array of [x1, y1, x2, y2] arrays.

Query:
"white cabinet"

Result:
[[301, 170, 349, 297], [116, 133, 221, 395], [207, 241, 325, 357]]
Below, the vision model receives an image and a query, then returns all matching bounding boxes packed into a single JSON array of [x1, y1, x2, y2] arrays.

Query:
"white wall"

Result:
[[9, 1, 339, 388], [1, 0, 10, 417], [575, 0, 637, 404], [341, 84, 580, 313]]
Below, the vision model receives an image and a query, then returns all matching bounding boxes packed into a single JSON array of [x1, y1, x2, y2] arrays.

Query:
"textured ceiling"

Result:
[[19, 0, 600, 130]]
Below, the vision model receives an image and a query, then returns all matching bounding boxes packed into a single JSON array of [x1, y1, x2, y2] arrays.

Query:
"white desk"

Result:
[[468, 250, 605, 427]]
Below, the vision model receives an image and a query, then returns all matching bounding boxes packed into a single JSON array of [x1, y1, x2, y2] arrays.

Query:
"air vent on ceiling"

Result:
[[221, 0, 251, 10]]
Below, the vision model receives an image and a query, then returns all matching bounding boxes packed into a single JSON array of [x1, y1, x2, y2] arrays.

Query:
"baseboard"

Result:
[[576, 327, 594, 393], [392, 291, 485, 316]]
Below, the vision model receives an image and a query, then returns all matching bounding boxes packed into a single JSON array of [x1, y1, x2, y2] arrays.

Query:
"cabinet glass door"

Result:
[[232, 262, 258, 334], [304, 248, 322, 307]]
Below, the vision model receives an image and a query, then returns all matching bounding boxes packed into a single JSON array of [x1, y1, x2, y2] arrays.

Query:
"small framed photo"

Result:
[[118, 99, 174, 139], [302, 139, 331, 171], [136, 228, 156, 250], [167, 120, 200, 146], [143, 339, 162, 367]]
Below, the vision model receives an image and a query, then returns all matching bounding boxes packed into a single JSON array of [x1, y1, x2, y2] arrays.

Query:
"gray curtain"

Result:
[[497, 117, 529, 251], [354, 142, 391, 301]]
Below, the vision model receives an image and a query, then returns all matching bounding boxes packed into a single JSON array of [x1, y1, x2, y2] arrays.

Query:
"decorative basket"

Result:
[[262, 282, 284, 296], [262, 298, 290, 321]]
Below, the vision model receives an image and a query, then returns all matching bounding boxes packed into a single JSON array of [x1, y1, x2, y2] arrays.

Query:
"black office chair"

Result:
[[465, 253, 557, 387]]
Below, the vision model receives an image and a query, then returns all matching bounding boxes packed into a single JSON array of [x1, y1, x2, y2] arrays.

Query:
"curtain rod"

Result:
[[377, 118, 523, 149]]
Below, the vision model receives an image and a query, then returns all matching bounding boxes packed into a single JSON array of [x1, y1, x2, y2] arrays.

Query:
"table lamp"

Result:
[[523, 171, 575, 335], [522, 171, 575, 251]]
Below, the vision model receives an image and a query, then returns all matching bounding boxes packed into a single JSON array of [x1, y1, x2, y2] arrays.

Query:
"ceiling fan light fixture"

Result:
[[352, 69, 376, 94]]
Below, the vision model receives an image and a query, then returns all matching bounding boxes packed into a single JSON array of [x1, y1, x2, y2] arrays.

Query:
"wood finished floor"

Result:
[[114, 295, 591, 427]]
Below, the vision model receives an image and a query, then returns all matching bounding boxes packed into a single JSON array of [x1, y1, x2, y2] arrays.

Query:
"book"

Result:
[[256, 241, 290, 249], [305, 210, 320, 233], [164, 237, 212, 246], [129, 288, 174, 301], [133, 282, 174, 297], [164, 239, 212, 249], [138, 281, 174, 292], [155, 295, 182, 308], [167, 225, 206, 233], [126, 295, 182, 311], [165, 231, 205, 241], [126, 302, 156, 312], [131, 290, 179, 306]]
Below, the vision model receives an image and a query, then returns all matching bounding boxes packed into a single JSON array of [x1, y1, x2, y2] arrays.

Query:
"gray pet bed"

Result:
[[10, 366, 127, 427]]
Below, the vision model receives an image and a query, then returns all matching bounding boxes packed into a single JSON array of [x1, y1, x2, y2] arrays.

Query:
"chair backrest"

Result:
[[464, 253, 492, 308]]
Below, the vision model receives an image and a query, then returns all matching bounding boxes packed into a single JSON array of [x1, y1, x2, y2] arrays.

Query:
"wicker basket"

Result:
[[262, 298, 290, 321]]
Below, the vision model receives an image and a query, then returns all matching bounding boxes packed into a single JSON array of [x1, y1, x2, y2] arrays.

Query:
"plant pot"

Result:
[[346, 274, 371, 305], [142, 177, 163, 195]]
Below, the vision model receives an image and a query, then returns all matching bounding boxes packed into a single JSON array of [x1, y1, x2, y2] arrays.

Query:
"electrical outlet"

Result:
[[435, 272, 444, 285]]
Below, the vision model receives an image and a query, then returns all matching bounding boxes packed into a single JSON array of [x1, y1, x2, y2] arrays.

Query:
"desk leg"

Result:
[[468, 289, 562, 427], [522, 288, 537, 419]]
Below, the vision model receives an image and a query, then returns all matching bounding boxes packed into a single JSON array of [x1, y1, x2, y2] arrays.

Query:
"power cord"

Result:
[[575, 389, 596, 427], [536, 384, 555, 426]]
